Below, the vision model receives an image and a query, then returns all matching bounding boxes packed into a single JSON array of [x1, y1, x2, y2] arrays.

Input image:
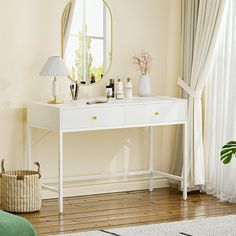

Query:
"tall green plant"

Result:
[[74, 25, 93, 82], [220, 141, 236, 164]]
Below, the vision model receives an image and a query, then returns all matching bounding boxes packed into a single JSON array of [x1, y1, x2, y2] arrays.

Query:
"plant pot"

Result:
[[139, 75, 151, 96]]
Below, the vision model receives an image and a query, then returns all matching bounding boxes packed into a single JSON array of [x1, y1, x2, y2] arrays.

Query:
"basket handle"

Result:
[[34, 161, 41, 179], [0, 159, 5, 177]]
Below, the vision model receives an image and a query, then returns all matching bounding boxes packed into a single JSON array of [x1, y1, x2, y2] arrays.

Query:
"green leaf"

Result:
[[220, 141, 236, 164]]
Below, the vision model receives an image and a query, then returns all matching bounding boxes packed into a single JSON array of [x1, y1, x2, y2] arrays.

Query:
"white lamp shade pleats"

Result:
[[39, 56, 70, 77]]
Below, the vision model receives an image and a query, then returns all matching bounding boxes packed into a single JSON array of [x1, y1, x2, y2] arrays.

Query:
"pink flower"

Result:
[[132, 50, 152, 75]]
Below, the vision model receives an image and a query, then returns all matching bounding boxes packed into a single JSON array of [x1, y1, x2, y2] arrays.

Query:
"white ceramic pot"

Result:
[[139, 75, 151, 96]]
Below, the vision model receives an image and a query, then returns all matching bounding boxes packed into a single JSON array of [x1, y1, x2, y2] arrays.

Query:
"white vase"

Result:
[[139, 75, 151, 96]]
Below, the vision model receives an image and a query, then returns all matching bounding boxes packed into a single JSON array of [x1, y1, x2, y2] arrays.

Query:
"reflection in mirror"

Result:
[[61, 0, 112, 85]]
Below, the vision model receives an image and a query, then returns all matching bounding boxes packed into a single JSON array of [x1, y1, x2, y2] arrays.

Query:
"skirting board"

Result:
[[42, 176, 170, 199]]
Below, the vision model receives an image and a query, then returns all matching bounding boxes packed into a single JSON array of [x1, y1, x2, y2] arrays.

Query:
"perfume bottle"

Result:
[[106, 85, 113, 98], [109, 79, 115, 98]]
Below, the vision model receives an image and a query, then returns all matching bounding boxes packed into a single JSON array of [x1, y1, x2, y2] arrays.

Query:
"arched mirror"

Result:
[[61, 0, 112, 85]]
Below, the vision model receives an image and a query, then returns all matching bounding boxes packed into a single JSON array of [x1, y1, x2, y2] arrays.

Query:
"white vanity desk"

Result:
[[27, 96, 188, 213]]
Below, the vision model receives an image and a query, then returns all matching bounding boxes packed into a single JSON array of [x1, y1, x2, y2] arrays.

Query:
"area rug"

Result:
[[56, 215, 236, 236]]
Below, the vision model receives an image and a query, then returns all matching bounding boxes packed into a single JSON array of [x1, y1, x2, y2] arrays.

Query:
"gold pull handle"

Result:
[[92, 116, 97, 120], [154, 112, 160, 116]]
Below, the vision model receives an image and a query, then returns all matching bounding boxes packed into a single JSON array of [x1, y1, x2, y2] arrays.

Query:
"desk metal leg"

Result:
[[183, 122, 188, 200], [27, 125, 32, 169], [58, 131, 64, 213], [149, 126, 154, 191]]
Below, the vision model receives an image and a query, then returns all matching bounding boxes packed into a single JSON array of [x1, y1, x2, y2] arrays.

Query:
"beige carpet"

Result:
[[55, 214, 236, 236]]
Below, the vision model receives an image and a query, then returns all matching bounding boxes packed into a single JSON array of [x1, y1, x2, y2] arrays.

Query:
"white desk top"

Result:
[[29, 96, 187, 109]]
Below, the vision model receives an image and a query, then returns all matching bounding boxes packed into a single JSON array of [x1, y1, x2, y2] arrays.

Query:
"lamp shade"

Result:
[[39, 56, 70, 77]]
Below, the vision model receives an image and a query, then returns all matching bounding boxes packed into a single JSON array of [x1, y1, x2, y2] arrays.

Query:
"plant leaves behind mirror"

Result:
[[220, 141, 236, 164]]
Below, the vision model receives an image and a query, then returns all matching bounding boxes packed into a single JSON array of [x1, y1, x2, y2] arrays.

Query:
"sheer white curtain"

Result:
[[204, 0, 236, 202], [172, 0, 226, 188]]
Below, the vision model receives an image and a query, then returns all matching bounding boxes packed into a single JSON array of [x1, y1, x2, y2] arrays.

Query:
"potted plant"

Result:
[[220, 141, 236, 164], [133, 50, 152, 96]]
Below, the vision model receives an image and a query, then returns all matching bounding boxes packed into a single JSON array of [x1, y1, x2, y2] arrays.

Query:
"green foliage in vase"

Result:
[[220, 141, 236, 164]]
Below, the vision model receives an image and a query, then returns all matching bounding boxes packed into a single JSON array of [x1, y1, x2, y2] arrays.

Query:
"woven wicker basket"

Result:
[[0, 159, 42, 213]]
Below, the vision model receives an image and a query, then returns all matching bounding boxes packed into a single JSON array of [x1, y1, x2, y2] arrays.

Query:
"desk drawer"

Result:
[[126, 102, 186, 125], [61, 106, 125, 130]]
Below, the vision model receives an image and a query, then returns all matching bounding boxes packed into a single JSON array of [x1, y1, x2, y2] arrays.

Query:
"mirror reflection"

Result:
[[61, 0, 112, 85]]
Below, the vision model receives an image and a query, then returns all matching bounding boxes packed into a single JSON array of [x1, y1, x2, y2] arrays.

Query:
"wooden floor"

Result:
[[16, 188, 236, 235]]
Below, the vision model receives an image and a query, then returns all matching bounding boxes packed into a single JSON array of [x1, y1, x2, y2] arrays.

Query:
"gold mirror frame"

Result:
[[61, 0, 113, 86]]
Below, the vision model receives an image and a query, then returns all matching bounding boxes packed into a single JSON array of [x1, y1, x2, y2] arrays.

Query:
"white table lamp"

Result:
[[39, 56, 70, 104]]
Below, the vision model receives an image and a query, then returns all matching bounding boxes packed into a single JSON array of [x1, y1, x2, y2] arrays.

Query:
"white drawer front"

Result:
[[126, 102, 186, 125], [61, 106, 125, 130]]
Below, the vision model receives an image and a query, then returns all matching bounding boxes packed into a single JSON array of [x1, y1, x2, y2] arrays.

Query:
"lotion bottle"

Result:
[[116, 79, 124, 99], [125, 78, 133, 99]]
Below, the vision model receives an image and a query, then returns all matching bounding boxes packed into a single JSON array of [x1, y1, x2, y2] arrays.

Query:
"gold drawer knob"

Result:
[[154, 112, 160, 116], [92, 116, 97, 120]]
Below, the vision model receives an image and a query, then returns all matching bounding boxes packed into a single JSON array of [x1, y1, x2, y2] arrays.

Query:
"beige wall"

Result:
[[0, 0, 181, 197]]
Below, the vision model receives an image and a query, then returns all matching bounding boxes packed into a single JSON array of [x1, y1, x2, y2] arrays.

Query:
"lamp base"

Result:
[[48, 96, 63, 104], [47, 78, 63, 104]]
